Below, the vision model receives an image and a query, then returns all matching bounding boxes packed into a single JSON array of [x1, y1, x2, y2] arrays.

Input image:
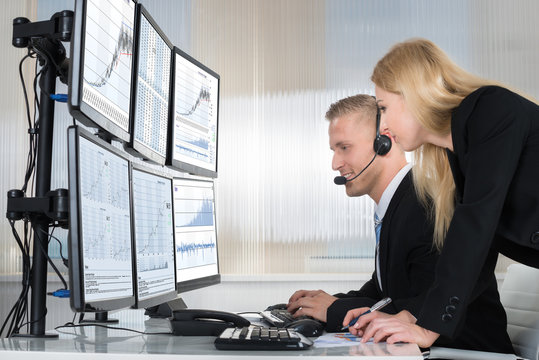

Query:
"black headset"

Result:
[[373, 98, 391, 156]]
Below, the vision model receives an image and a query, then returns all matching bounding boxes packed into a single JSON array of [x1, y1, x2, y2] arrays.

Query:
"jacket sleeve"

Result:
[[326, 272, 380, 331], [416, 87, 529, 338], [334, 272, 379, 299], [387, 187, 438, 319]]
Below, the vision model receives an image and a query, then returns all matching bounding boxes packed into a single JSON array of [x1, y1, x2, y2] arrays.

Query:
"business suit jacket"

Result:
[[326, 171, 513, 352], [417, 86, 539, 342]]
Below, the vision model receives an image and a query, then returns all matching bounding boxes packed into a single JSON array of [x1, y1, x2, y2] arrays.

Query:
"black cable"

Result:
[[14, 220, 32, 335], [19, 50, 39, 195], [237, 311, 263, 317], [0, 221, 31, 337], [33, 224, 68, 290], [45, 226, 68, 265], [54, 323, 172, 336], [19, 50, 34, 129], [26, 59, 45, 193], [15, 308, 48, 333]]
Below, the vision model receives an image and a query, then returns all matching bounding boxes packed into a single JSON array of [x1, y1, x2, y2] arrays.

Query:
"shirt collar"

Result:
[[374, 163, 412, 221]]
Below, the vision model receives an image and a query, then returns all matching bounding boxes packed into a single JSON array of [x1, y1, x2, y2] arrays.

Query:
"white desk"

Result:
[[0, 310, 423, 359]]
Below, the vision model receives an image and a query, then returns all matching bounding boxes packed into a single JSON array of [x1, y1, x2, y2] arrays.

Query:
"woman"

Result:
[[344, 38, 539, 348]]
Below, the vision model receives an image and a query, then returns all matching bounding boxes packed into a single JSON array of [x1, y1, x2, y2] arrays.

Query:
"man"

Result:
[[287, 94, 437, 332]]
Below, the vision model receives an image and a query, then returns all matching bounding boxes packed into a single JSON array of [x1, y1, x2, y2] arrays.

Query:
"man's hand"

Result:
[[287, 289, 326, 304], [286, 290, 337, 322]]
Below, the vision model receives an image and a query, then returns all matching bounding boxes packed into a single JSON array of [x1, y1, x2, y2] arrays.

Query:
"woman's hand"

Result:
[[360, 317, 440, 348], [343, 308, 438, 347], [342, 307, 397, 336]]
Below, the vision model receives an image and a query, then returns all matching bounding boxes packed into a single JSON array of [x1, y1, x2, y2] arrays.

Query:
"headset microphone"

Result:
[[333, 175, 348, 185], [333, 98, 392, 185], [334, 153, 377, 185]]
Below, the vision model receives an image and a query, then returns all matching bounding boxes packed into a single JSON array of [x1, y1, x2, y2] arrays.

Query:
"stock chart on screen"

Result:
[[173, 178, 218, 282]]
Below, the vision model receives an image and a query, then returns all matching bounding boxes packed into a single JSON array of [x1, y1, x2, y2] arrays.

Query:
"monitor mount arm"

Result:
[[7, 10, 72, 338], [12, 10, 73, 84], [6, 188, 69, 226]]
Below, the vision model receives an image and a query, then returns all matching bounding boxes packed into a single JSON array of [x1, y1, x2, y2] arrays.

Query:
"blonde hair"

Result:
[[325, 94, 377, 124], [371, 38, 493, 250]]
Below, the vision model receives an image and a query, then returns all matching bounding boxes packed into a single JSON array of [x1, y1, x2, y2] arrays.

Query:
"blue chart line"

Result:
[[176, 238, 216, 269], [176, 132, 209, 150], [177, 242, 216, 254], [175, 144, 209, 162], [175, 198, 214, 227]]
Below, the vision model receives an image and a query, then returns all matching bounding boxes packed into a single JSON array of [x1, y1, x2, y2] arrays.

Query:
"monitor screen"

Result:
[[173, 178, 220, 292], [67, 126, 135, 312], [130, 164, 177, 308], [68, 0, 136, 142], [128, 4, 172, 164], [167, 47, 220, 178]]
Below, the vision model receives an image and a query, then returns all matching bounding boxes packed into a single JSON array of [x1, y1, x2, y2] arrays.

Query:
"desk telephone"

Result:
[[169, 309, 250, 336]]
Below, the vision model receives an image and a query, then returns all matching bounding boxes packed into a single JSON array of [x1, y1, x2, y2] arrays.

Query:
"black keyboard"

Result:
[[260, 309, 313, 327], [214, 326, 313, 350]]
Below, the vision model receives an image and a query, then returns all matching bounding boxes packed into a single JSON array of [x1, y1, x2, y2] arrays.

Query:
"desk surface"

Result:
[[0, 310, 422, 359]]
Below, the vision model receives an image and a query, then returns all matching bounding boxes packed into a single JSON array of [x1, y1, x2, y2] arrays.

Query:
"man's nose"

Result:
[[332, 153, 342, 171]]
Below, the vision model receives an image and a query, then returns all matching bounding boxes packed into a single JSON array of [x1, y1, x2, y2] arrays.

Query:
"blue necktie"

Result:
[[374, 213, 382, 245], [374, 213, 382, 290]]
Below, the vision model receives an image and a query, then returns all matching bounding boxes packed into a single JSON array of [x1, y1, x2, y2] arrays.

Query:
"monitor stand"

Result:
[[80, 311, 119, 324], [145, 297, 187, 318]]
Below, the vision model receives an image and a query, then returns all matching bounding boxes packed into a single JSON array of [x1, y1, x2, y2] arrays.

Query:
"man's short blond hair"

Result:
[[325, 94, 377, 123]]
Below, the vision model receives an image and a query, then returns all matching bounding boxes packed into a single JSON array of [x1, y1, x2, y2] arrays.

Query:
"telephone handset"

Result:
[[170, 309, 251, 336]]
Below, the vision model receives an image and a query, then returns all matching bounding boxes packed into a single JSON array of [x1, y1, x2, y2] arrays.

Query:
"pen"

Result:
[[341, 297, 392, 331]]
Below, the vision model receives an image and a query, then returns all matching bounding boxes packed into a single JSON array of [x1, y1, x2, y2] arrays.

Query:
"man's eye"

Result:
[[379, 106, 387, 112]]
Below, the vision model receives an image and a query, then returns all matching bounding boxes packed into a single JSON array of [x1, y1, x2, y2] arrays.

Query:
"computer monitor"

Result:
[[167, 47, 220, 178], [68, 0, 136, 142], [127, 4, 173, 165], [173, 178, 220, 293], [130, 164, 177, 309], [67, 125, 135, 312]]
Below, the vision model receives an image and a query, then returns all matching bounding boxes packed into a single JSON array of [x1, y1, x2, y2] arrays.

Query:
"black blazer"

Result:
[[326, 171, 513, 352], [417, 86, 539, 342], [326, 172, 437, 332]]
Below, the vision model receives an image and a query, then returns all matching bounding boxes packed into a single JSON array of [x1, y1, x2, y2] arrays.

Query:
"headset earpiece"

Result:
[[373, 99, 391, 156]]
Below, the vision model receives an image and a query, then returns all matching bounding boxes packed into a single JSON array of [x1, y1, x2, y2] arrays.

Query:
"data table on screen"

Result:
[[133, 10, 171, 159]]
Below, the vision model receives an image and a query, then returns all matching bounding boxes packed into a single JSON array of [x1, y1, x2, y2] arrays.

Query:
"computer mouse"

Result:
[[285, 318, 324, 337], [264, 303, 288, 311]]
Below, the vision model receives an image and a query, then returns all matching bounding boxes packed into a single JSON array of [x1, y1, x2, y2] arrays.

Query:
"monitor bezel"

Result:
[[130, 162, 178, 309], [68, 0, 136, 143], [173, 177, 221, 294], [67, 125, 136, 312], [167, 46, 220, 179], [126, 3, 173, 165]]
